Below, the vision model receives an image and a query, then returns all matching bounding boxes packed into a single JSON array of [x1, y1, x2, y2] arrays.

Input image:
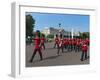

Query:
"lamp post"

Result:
[[58, 23, 63, 36], [59, 23, 61, 28]]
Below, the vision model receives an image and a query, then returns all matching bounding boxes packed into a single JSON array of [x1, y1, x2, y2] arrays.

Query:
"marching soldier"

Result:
[[63, 38, 67, 49], [68, 39, 71, 51], [75, 39, 80, 52], [53, 34, 59, 48], [80, 42, 88, 61], [71, 39, 75, 51], [29, 30, 43, 62], [40, 34, 46, 50], [85, 38, 89, 46], [73, 38, 77, 51], [57, 34, 64, 55], [66, 38, 69, 50]]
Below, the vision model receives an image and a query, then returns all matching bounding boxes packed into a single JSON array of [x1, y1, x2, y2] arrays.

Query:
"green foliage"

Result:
[[26, 14, 35, 38], [79, 32, 89, 39], [47, 34, 54, 39]]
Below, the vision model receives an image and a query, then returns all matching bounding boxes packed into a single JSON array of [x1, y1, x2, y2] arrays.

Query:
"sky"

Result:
[[26, 12, 89, 32]]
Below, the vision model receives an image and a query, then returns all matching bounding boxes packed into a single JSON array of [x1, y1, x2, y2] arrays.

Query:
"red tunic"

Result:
[[41, 38, 45, 44], [55, 38, 59, 44], [86, 39, 89, 45], [65, 40, 69, 45], [63, 38, 67, 45], [74, 40, 77, 45], [81, 44, 88, 52], [58, 38, 64, 47], [68, 40, 71, 45], [76, 41, 80, 46], [71, 40, 75, 45], [33, 38, 41, 49]]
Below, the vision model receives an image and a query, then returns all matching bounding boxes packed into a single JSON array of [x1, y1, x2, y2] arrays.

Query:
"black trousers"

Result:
[[64, 44, 67, 49], [41, 43, 45, 49], [81, 51, 87, 61], [30, 49, 43, 62], [71, 44, 73, 51], [73, 44, 76, 50], [54, 43, 58, 48], [68, 44, 71, 51], [75, 45, 80, 52], [57, 45, 64, 54]]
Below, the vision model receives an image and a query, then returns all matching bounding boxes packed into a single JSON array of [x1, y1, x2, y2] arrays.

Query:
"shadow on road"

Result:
[[29, 55, 60, 64]]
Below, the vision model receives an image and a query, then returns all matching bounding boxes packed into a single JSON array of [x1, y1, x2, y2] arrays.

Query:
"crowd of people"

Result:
[[29, 30, 89, 63]]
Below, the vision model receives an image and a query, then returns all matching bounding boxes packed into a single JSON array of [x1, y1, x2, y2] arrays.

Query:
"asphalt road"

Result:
[[26, 42, 89, 67]]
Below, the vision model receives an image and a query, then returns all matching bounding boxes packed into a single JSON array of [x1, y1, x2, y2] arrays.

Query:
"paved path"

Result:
[[26, 42, 89, 67]]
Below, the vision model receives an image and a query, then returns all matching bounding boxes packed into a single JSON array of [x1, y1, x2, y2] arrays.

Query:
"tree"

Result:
[[82, 32, 89, 39], [79, 32, 89, 39], [26, 14, 35, 38], [47, 34, 54, 38]]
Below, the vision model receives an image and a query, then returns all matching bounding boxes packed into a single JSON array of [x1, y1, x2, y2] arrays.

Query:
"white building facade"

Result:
[[41, 27, 80, 38]]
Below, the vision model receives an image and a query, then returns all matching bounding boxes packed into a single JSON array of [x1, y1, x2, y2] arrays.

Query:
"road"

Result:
[[26, 42, 89, 67]]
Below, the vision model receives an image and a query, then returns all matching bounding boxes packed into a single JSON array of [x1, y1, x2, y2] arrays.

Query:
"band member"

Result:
[[29, 30, 43, 62], [40, 34, 46, 50], [85, 38, 89, 45], [68, 39, 71, 51], [66, 38, 69, 50], [57, 34, 64, 55], [75, 39, 80, 52], [71, 39, 75, 51], [53, 34, 59, 48], [73, 38, 77, 51], [63, 38, 67, 49], [80, 43, 88, 61]]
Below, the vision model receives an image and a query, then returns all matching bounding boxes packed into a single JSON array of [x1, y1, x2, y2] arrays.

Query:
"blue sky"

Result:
[[26, 12, 89, 32]]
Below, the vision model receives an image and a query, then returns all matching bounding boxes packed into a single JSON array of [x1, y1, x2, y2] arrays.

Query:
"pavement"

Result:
[[26, 42, 89, 67]]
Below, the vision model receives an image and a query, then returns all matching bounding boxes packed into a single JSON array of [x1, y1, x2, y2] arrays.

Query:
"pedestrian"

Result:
[[29, 30, 43, 62], [80, 43, 88, 61], [40, 34, 46, 50]]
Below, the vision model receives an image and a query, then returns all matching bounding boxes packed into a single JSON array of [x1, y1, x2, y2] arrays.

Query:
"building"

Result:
[[41, 27, 80, 38]]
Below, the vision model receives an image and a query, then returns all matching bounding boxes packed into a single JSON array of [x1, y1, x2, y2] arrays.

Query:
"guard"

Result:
[[40, 34, 46, 50], [29, 30, 43, 62], [80, 43, 88, 61], [53, 34, 59, 48], [57, 34, 64, 55]]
